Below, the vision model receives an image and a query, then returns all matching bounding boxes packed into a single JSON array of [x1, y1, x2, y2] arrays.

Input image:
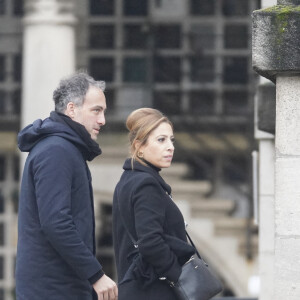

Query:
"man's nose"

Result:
[[97, 114, 105, 126]]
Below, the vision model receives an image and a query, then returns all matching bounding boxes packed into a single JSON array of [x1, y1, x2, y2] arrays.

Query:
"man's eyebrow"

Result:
[[91, 105, 106, 111]]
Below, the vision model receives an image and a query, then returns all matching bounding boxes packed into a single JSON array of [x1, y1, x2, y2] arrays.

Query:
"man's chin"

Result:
[[91, 135, 98, 141]]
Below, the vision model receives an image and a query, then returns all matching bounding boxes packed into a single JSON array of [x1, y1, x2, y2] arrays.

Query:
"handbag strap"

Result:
[[168, 194, 203, 260], [185, 229, 202, 259], [116, 191, 139, 248]]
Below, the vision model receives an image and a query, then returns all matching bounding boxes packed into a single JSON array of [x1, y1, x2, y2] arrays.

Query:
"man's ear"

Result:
[[65, 102, 76, 119]]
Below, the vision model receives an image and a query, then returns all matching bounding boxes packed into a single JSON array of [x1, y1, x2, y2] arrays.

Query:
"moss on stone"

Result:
[[262, 5, 300, 13], [256, 5, 300, 54]]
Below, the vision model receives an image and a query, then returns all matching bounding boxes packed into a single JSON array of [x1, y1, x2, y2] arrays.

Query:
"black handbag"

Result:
[[167, 230, 223, 300]]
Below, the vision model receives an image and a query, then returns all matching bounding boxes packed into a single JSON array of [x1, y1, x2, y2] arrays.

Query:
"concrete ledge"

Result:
[[0, 132, 17, 151], [252, 5, 300, 82], [190, 199, 235, 218], [215, 218, 257, 237]]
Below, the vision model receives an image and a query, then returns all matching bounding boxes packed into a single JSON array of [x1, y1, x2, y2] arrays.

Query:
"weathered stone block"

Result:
[[252, 5, 300, 82], [257, 83, 276, 134], [276, 76, 300, 155], [275, 157, 300, 236], [274, 238, 300, 299]]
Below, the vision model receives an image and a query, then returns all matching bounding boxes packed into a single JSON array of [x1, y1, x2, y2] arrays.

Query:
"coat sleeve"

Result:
[[132, 176, 182, 282], [32, 144, 103, 281]]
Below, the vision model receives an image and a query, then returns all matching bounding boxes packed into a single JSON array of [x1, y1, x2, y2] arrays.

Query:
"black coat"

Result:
[[112, 159, 195, 300], [16, 113, 102, 299]]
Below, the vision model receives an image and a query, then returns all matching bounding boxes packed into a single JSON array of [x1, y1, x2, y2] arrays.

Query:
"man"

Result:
[[16, 72, 118, 300]]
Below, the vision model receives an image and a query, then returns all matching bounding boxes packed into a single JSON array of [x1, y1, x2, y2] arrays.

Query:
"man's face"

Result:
[[72, 86, 107, 140]]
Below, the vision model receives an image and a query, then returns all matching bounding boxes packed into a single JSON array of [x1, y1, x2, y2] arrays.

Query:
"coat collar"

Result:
[[50, 111, 101, 161], [123, 158, 172, 195]]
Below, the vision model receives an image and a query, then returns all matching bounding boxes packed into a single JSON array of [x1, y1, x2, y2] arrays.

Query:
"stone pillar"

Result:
[[275, 76, 300, 299], [253, 1, 300, 299], [22, 0, 76, 126], [254, 78, 276, 300], [253, 3, 276, 298]]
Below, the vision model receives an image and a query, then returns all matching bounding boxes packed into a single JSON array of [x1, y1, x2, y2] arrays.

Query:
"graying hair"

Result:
[[53, 71, 106, 113]]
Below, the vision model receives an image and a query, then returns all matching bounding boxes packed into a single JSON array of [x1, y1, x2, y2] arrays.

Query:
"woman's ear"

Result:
[[134, 140, 142, 152], [65, 102, 76, 119]]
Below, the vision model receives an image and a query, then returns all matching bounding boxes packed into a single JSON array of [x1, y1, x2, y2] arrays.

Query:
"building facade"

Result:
[[0, 0, 260, 298]]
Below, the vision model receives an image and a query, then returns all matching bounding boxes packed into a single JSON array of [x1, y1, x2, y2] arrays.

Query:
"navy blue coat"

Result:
[[112, 159, 195, 300], [16, 115, 102, 299]]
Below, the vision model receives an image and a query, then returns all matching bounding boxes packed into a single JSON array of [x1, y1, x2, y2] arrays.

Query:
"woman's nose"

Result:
[[168, 140, 175, 151]]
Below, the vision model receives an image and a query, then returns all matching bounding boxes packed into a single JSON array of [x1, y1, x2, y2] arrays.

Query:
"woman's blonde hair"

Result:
[[126, 108, 173, 166]]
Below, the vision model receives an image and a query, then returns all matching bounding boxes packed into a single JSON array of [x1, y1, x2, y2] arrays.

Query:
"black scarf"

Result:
[[50, 111, 102, 161]]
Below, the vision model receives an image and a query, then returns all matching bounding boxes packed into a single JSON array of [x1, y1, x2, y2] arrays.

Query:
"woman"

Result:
[[112, 108, 195, 299]]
